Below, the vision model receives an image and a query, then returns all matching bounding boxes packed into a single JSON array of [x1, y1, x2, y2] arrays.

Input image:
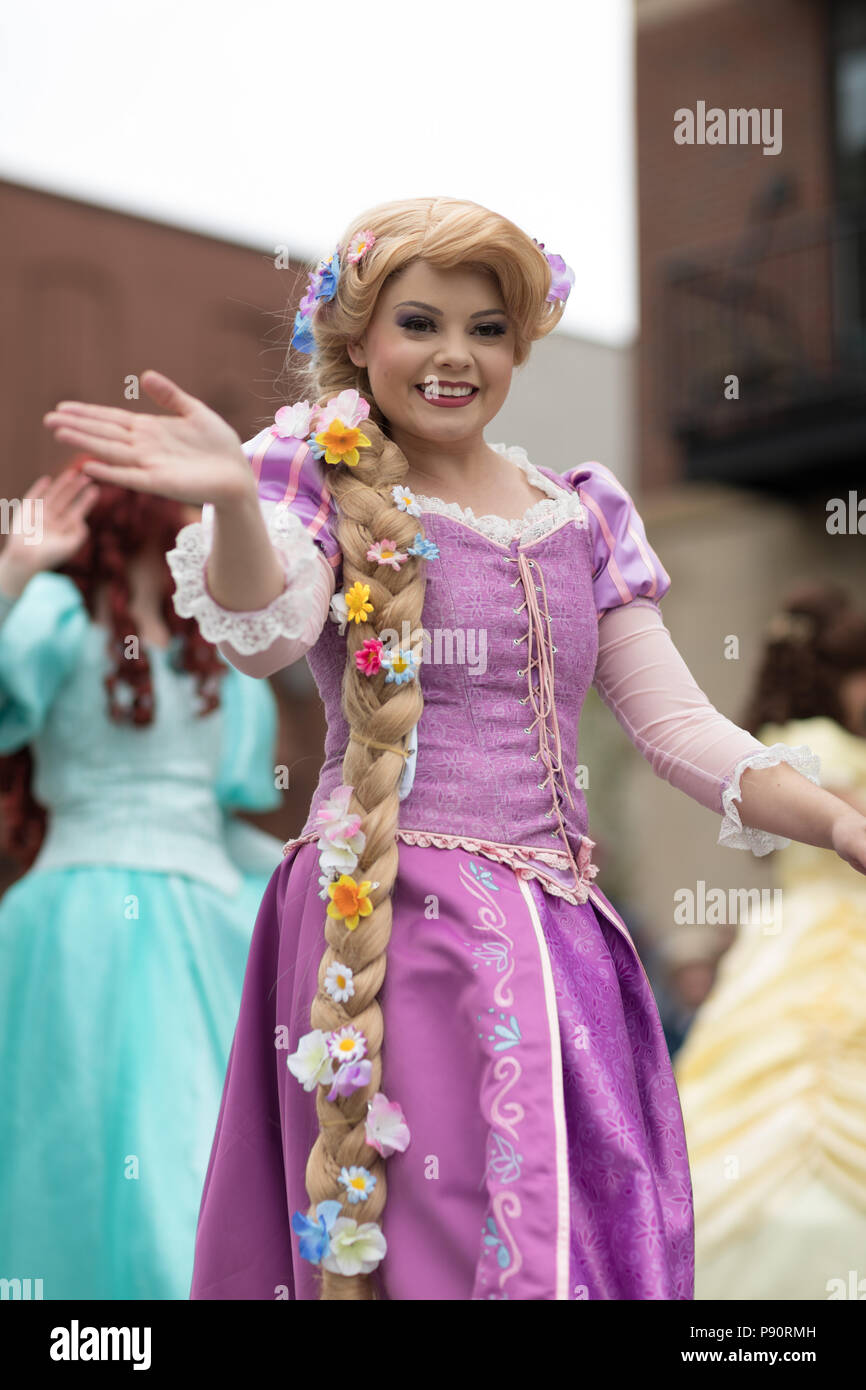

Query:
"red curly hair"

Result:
[[0, 464, 227, 872]]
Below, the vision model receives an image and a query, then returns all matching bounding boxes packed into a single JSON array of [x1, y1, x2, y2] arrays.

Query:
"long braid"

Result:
[[301, 416, 426, 1300]]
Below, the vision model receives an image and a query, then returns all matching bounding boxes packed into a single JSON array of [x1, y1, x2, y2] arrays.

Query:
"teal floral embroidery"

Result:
[[489, 1013, 522, 1051], [483, 1133, 523, 1186], [464, 940, 511, 973], [483, 1217, 512, 1270], [468, 860, 499, 892]]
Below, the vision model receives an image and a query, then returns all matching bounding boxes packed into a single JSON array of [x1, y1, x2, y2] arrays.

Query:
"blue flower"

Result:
[[315, 252, 340, 303], [291, 1199, 343, 1264], [291, 310, 316, 355], [381, 646, 419, 686], [305, 433, 327, 460], [407, 532, 440, 560]]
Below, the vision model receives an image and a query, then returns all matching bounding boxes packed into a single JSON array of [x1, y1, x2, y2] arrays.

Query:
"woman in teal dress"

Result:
[[0, 464, 284, 1299]]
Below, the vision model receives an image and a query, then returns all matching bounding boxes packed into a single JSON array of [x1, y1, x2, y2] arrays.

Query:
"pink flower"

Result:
[[544, 252, 575, 303], [355, 638, 384, 676], [365, 1092, 411, 1156], [316, 389, 370, 431], [366, 538, 408, 572], [346, 230, 376, 264], [271, 400, 319, 440], [327, 1059, 373, 1103], [316, 785, 364, 847]]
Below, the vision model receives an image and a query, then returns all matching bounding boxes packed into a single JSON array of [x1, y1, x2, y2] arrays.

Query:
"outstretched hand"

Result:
[[43, 370, 255, 509]]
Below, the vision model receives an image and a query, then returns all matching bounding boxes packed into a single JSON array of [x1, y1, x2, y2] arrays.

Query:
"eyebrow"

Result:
[[394, 300, 507, 319]]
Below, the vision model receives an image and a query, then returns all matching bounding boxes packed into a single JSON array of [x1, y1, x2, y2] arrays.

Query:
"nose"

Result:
[[431, 332, 473, 370]]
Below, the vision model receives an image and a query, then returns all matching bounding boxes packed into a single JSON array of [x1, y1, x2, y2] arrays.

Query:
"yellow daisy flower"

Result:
[[345, 582, 374, 624]]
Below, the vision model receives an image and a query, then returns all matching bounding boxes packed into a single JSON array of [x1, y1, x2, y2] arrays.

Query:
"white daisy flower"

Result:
[[391, 483, 421, 517], [321, 1218, 387, 1276], [338, 1165, 377, 1204], [327, 1025, 367, 1065], [324, 961, 355, 1003], [286, 1028, 334, 1092]]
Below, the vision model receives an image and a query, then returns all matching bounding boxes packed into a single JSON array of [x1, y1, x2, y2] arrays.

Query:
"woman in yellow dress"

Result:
[[674, 582, 866, 1300]]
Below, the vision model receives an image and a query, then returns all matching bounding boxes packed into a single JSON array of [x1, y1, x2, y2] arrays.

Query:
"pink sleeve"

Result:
[[593, 602, 822, 855], [563, 461, 671, 617]]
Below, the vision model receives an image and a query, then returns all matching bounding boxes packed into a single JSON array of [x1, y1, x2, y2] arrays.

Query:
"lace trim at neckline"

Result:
[[409, 444, 585, 544]]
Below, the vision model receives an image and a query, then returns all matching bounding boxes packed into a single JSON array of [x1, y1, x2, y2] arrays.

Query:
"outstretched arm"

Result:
[[593, 599, 866, 875]]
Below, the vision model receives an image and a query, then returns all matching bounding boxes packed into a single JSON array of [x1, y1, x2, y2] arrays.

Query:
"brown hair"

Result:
[[739, 580, 866, 736], [0, 474, 226, 871], [284, 196, 565, 1298]]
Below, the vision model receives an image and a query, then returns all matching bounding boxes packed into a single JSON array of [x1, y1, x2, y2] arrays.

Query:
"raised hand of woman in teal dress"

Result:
[[43, 370, 254, 509]]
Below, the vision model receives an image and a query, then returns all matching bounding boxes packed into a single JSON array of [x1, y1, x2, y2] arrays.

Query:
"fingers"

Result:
[[77, 459, 161, 494], [139, 369, 197, 416], [44, 409, 131, 445], [45, 425, 138, 469], [46, 401, 135, 429]]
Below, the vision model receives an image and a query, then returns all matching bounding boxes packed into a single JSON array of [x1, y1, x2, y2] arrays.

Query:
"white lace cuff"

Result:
[[718, 742, 822, 856], [166, 499, 321, 655]]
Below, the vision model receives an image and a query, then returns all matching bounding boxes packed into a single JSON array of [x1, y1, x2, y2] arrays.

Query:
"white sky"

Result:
[[0, 0, 636, 346]]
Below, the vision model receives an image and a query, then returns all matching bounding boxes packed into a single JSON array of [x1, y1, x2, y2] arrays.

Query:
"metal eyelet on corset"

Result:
[[530, 752, 539, 761], [517, 668, 525, 677]]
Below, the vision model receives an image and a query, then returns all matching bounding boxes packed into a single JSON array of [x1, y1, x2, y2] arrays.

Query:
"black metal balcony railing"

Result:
[[661, 204, 866, 492]]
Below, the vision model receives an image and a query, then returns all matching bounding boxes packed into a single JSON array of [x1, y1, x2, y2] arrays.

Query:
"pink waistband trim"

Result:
[[282, 827, 600, 907]]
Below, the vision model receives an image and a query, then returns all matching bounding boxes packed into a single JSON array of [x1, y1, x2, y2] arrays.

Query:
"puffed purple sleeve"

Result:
[[563, 461, 671, 617], [166, 425, 342, 678]]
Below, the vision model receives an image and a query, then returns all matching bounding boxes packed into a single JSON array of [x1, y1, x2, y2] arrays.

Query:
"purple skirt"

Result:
[[190, 840, 694, 1300]]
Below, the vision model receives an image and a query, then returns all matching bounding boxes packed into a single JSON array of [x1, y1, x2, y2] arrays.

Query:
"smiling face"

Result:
[[346, 259, 515, 457]]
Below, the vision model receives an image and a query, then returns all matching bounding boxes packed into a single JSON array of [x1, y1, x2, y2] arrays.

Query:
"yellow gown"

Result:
[[674, 716, 866, 1300]]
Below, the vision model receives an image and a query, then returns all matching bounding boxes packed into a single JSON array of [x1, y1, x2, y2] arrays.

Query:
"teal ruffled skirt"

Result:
[[0, 863, 273, 1300]]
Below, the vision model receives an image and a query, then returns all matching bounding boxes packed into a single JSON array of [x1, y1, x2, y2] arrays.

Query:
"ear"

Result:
[[347, 338, 366, 370]]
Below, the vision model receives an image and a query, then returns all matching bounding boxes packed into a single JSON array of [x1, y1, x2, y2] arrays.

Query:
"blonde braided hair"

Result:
[[285, 197, 565, 1299]]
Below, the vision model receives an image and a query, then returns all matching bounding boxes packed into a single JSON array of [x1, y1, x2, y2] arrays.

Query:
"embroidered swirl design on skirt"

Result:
[[458, 857, 524, 1296]]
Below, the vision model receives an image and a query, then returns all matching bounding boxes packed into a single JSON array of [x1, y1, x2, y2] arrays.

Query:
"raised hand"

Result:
[[43, 370, 256, 509], [0, 469, 99, 596]]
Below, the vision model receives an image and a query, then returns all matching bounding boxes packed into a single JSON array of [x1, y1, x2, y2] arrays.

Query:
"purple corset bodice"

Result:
[[300, 495, 598, 877]]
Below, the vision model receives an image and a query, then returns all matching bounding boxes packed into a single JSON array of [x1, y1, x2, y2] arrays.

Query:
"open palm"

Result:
[[43, 370, 254, 509]]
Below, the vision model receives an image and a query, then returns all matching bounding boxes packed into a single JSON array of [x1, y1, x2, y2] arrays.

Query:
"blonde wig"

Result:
[[287, 196, 566, 1299]]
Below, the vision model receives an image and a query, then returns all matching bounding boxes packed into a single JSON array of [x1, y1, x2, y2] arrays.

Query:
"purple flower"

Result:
[[326, 1058, 372, 1102]]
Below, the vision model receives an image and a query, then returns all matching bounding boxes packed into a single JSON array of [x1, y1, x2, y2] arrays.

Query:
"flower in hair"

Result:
[[291, 310, 317, 354], [271, 400, 319, 440], [365, 1093, 411, 1156], [329, 590, 349, 636], [339, 1165, 377, 1204], [328, 1024, 367, 1065], [313, 419, 373, 469], [367, 538, 408, 571], [321, 1217, 387, 1276], [315, 251, 340, 303], [531, 239, 575, 304], [292, 1200, 343, 1264], [355, 637, 384, 676], [406, 533, 439, 560], [380, 646, 419, 686], [327, 1058, 373, 1102], [316, 388, 371, 432], [324, 960, 355, 1004], [291, 252, 343, 354], [327, 873, 375, 929], [391, 484, 422, 517], [316, 785, 366, 856], [346, 230, 376, 264], [286, 1029, 336, 1092], [345, 581, 374, 625]]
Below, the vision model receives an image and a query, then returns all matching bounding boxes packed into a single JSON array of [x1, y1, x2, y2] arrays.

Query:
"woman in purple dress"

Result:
[[43, 197, 866, 1301]]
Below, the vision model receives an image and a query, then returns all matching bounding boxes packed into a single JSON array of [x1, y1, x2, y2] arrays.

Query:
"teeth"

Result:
[[427, 385, 475, 397]]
